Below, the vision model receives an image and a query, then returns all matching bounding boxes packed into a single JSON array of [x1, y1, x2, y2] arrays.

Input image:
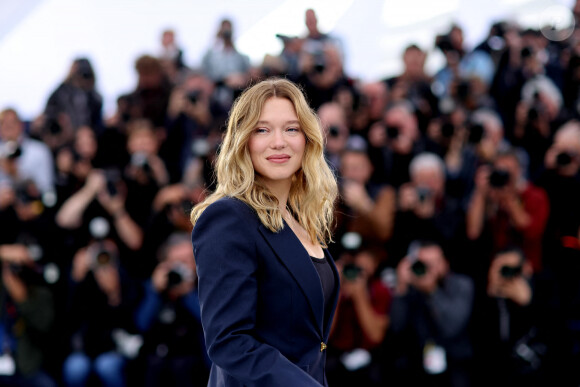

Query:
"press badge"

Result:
[[423, 340, 446, 374], [0, 353, 16, 376]]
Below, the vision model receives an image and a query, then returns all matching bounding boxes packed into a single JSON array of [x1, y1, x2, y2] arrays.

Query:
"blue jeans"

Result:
[[62, 351, 125, 387]]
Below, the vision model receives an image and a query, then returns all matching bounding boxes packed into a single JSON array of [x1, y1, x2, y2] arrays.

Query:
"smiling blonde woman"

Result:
[[191, 78, 339, 386]]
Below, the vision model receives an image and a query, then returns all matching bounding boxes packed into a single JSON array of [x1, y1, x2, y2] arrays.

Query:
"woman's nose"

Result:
[[270, 129, 286, 148]]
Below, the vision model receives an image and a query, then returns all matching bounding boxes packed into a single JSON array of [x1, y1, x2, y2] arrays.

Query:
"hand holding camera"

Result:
[[487, 255, 532, 306], [152, 260, 195, 296], [398, 183, 435, 218], [339, 262, 367, 300], [396, 252, 444, 296], [544, 144, 579, 175]]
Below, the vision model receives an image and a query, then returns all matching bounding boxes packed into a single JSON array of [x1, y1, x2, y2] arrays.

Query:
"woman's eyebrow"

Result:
[[256, 120, 300, 126]]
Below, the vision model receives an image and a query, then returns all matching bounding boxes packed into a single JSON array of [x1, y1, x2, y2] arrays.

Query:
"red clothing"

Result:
[[490, 183, 550, 272], [329, 279, 391, 351]]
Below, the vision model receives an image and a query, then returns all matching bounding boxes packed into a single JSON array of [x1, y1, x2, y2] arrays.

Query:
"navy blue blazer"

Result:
[[192, 197, 340, 386]]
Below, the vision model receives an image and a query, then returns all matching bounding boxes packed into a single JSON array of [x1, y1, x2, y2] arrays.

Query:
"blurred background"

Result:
[[2, 0, 580, 386], [0, 0, 574, 118]]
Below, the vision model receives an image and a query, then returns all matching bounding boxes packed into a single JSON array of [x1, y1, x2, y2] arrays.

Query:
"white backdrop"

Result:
[[0, 0, 573, 120]]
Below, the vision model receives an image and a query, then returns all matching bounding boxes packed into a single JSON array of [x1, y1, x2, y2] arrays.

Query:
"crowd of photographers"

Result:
[[2, 5, 580, 386]]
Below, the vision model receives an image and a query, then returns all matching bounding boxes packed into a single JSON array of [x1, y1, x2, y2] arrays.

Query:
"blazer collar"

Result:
[[259, 222, 330, 334]]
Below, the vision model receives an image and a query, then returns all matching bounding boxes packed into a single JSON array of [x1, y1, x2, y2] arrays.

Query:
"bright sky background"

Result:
[[0, 0, 574, 119]]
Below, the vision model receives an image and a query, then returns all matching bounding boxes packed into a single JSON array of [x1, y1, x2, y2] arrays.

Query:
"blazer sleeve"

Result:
[[192, 200, 322, 386]]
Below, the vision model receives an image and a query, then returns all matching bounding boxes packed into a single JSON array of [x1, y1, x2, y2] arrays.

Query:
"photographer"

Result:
[[44, 58, 103, 133], [162, 72, 226, 183], [472, 247, 547, 386], [333, 146, 396, 258], [55, 168, 143, 253], [466, 148, 549, 272], [318, 102, 352, 173], [513, 74, 565, 175], [367, 100, 423, 188], [53, 126, 99, 207], [327, 246, 391, 387], [297, 42, 351, 110], [385, 44, 438, 131], [0, 244, 56, 387], [119, 55, 172, 128], [0, 108, 55, 195], [140, 182, 206, 277], [390, 240, 474, 387], [392, 152, 464, 264], [202, 18, 250, 90], [123, 119, 169, 228], [133, 233, 209, 386], [62, 238, 140, 387], [535, 122, 580, 268]]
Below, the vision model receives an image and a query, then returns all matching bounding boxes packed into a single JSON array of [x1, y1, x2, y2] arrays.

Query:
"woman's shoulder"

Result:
[[199, 196, 259, 225]]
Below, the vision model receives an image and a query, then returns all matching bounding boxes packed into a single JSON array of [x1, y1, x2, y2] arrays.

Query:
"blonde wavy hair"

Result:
[[190, 78, 338, 247]]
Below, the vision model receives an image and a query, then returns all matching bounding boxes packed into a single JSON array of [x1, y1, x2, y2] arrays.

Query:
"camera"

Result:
[[386, 125, 400, 140], [416, 187, 432, 203], [0, 141, 22, 159], [312, 53, 326, 74], [500, 264, 522, 279], [556, 151, 573, 167], [5, 244, 59, 285], [131, 152, 151, 172], [489, 169, 511, 188], [342, 263, 362, 281], [186, 89, 202, 104], [328, 125, 340, 138], [103, 168, 121, 196], [92, 249, 116, 268], [166, 262, 194, 288], [467, 123, 484, 144], [46, 120, 63, 135], [441, 122, 455, 138], [411, 259, 427, 277], [87, 240, 118, 270], [455, 80, 471, 101], [435, 34, 455, 53], [87, 217, 117, 268]]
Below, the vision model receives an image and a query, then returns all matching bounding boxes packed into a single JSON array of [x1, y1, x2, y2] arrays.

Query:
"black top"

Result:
[[310, 255, 336, 328]]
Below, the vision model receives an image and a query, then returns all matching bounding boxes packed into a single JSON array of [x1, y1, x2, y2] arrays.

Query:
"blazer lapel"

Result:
[[258, 223, 325, 334]]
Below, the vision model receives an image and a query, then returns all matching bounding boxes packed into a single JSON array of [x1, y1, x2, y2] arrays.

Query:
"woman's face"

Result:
[[248, 97, 306, 191]]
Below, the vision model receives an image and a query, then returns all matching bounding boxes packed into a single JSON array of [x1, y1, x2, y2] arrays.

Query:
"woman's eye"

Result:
[[255, 128, 268, 133], [287, 127, 300, 133]]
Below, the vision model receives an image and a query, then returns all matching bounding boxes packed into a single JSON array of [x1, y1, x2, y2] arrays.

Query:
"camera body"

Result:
[[166, 262, 194, 288], [556, 151, 573, 167], [386, 125, 400, 140], [0, 141, 22, 159], [186, 89, 202, 104], [328, 125, 340, 138], [416, 187, 432, 203], [489, 168, 511, 188], [89, 244, 118, 269], [500, 264, 522, 279], [342, 263, 362, 281], [411, 259, 427, 277]]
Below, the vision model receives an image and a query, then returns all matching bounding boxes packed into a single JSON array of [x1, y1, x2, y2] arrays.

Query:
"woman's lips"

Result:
[[266, 154, 290, 163]]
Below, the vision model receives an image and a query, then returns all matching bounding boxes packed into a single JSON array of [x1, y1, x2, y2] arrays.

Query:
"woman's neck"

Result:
[[263, 180, 291, 212]]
